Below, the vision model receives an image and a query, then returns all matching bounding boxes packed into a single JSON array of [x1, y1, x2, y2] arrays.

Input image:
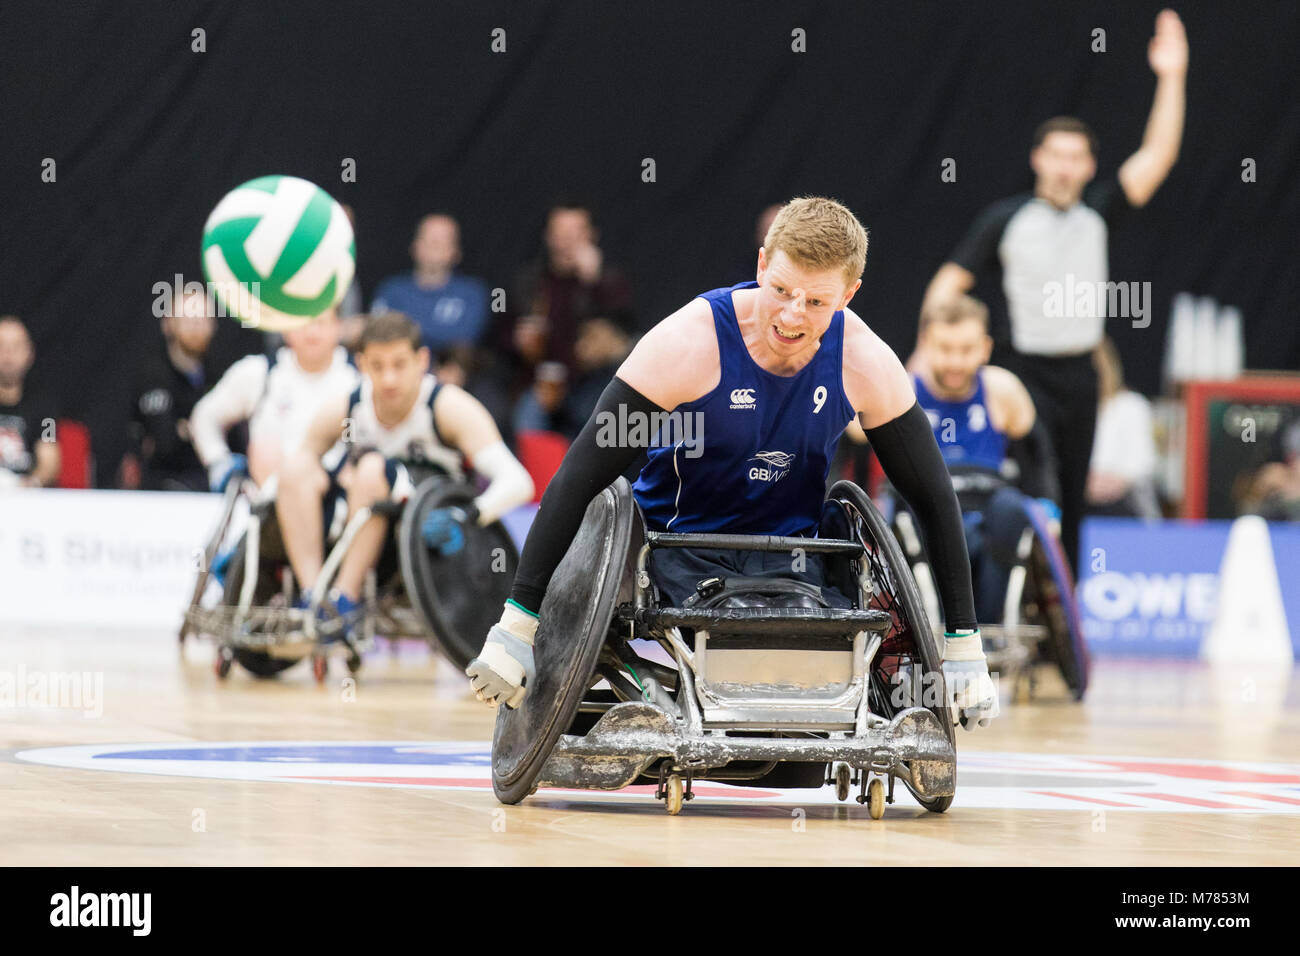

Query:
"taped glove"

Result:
[[466, 600, 537, 709], [942, 630, 1000, 730]]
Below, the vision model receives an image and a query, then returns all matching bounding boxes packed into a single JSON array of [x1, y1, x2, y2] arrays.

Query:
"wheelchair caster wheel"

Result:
[[214, 647, 233, 680], [834, 763, 852, 802], [867, 778, 885, 820], [664, 774, 684, 815], [311, 653, 328, 684]]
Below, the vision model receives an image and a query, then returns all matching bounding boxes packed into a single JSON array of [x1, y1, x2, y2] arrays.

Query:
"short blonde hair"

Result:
[[762, 196, 869, 286], [919, 295, 989, 333]]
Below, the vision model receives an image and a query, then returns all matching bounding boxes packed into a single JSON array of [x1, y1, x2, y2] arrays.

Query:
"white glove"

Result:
[[942, 631, 1000, 730], [465, 601, 537, 709]]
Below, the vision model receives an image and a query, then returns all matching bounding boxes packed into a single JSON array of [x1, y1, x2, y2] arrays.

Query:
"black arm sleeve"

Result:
[[866, 401, 977, 633], [1006, 415, 1062, 502], [509, 376, 665, 614]]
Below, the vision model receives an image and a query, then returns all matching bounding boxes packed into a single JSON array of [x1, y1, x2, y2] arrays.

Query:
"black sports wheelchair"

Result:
[[178, 466, 518, 683], [882, 464, 1089, 702], [490, 478, 958, 818]]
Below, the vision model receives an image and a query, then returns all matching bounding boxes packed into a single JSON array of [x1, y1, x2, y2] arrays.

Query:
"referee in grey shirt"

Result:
[[919, 9, 1188, 572]]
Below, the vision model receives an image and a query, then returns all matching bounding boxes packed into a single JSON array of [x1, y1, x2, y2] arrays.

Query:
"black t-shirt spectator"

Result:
[[0, 391, 54, 477], [129, 346, 213, 491]]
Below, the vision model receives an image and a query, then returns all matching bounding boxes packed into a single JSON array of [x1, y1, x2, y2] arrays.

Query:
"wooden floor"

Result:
[[3, 625, 1298, 866]]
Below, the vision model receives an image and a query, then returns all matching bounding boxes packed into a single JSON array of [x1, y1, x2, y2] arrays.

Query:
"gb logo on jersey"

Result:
[[729, 388, 757, 410], [747, 450, 795, 483]]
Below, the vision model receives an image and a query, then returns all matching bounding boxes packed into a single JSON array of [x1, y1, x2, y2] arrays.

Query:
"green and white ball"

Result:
[[201, 175, 355, 331]]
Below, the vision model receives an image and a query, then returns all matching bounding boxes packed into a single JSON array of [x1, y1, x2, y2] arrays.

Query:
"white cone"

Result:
[[1202, 515, 1294, 664], [1217, 305, 1243, 380], [1165, 292, 1195, 386], [1193, 296, 1219, 380]]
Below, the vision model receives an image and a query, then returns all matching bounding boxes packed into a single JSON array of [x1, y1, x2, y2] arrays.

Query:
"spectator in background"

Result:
[[1086, 337, 1160, 519], [513, 361, 574, 438], [0, 316, 60, 488], [566, 315, 632, 429], [511, 201, 634, 373], [126, 287, 216, 491], [511, 317, 633, 443], [371, 214, 490, 352], [1240, 417, 1300, 522]]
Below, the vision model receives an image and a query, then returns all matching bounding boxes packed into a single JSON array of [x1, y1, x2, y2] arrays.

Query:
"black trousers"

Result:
[[1001, 351, 1098, 574]]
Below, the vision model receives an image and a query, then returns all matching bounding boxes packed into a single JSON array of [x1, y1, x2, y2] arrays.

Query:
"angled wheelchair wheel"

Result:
[[490, 478, 637, 804], [827, 480, 956, 813], [1021, 501, 1090, 700], [398, 476, 520, 670], [220, 537, 300, 679], [180, 478, 246, 643]]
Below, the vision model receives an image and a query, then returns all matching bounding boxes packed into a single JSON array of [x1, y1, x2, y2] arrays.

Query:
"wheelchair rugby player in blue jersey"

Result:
[[458, 198, 998, 815], [902, 295, 1089, 699]]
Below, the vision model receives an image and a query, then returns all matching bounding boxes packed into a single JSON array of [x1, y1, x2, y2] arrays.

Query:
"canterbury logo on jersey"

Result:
[[729, 387, 757, 410], [747, 450, 795, 483]]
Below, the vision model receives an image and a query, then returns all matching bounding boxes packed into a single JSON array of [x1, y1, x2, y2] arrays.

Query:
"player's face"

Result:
[[284, 309, 341, 367], [1030, 132, 1096, 207], [0, 321, 33, 387], [412, 217, 460, 273], [755, 248, 857, 358], [359, 339, 429, 420], [921, 318, 992, 397]]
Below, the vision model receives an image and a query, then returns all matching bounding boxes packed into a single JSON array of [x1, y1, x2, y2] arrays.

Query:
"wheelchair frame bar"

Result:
[[540, 702, 955, 794], [645, 531, 864, 556]]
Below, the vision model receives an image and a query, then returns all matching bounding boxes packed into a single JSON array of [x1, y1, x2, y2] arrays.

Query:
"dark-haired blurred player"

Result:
[[0, 316, 60, 489]]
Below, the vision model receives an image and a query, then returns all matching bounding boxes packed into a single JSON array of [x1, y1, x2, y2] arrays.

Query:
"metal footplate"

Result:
[[535, 701, 956, 797], [185, 604, 368, 657]]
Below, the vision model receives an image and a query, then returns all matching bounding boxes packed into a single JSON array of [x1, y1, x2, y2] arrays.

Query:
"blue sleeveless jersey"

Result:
[[633, 280, 856, 536], [912, 371, 1006, 470]]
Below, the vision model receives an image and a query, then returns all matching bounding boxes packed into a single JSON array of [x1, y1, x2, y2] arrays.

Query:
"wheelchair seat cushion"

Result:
[[684, 575, 833, 611]]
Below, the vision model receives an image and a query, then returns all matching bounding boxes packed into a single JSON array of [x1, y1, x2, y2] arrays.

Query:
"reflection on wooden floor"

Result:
[[2, 627, 1298, 865]]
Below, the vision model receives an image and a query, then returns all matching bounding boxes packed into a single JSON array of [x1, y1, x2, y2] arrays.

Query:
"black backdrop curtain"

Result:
[[2, 0, 1297, 485]]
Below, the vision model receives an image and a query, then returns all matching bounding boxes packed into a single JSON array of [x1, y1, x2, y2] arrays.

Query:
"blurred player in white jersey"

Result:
[[190, 308, 359, 491]]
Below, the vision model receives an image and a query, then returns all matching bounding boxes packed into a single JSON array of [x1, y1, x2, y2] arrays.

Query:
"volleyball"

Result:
[[201, 175, 355, 331]]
